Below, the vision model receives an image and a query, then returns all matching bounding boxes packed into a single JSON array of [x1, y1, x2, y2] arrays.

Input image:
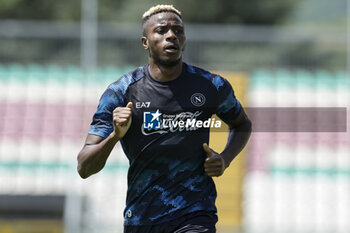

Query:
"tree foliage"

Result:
[[0, 0, 298, 25], [174, 0, 297, 24], [0, 0, 81, 20]]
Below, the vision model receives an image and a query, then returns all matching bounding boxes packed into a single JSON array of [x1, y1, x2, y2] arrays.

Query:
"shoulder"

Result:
[[107, 66, 146, 95], [185, 63, 228, 91]]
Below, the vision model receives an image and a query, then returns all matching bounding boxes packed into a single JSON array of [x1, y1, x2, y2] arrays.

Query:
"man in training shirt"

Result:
[[77, 4, 252, 233]]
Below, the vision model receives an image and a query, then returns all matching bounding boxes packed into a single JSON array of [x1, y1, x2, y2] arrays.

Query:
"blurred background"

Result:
[[0, 0, 348, 233]]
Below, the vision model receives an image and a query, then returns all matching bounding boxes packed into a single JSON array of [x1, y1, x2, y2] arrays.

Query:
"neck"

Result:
[[148, 59, 183, 82]]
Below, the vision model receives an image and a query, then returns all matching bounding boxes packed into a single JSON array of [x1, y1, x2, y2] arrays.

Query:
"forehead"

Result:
[[147, 12, 183, 27]]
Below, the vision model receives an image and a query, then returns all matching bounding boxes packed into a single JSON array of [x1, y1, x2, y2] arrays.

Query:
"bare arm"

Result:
[[77, 133, 119, 179], [221, 108, 252, 167], [204, 108, 252, 177], [77, 102, 133, 179]]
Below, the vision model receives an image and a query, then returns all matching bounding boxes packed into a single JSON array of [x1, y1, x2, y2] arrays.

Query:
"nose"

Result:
[[166, 29, 177, 41]]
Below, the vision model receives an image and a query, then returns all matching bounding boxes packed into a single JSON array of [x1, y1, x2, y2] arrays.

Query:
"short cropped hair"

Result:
[[142, 5, 182, 24]]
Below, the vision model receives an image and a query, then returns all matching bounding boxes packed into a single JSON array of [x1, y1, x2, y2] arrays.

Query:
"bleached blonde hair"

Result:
[[142, 5, 181, 23]]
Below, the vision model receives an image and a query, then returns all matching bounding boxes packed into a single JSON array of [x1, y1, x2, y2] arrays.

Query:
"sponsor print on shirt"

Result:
[[141, 110, 222, 136]]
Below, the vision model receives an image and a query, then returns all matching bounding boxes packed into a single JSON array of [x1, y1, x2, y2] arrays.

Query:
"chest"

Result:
[[125, 77, 217, 134], [128, 77, 216, 113]]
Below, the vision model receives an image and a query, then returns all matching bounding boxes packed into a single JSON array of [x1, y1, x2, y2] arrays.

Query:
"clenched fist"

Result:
[[203, 143, 226, 177], [113, 102, 133, 139]]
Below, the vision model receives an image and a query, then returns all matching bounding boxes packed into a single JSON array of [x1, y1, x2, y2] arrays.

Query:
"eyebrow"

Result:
[[153, 21, 184, 27], [154, 23, 183, 27]]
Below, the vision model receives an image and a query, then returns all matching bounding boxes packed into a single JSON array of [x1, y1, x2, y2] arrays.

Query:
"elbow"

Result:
[[231, 118, 252, 133], [241, 113, 252, 133], [246, 118, 252, 133], [77, 153, 105, 179], [243, 119, 252, 136], [77, 154, 89, 179], [77, 163, 89, 179], [77, 165, 88, 179]]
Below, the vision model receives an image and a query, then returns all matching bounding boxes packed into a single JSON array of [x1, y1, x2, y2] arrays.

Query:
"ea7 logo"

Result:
[[136, 102, 151, 108]]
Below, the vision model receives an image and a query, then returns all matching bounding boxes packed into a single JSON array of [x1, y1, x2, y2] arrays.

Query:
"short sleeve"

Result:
[[215, 78, 242, 124], [88, 87, 124, 138]]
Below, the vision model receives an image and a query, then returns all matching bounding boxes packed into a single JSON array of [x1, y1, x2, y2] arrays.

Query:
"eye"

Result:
[[155, 27, 167, 34], [173, 27, 184, 35]]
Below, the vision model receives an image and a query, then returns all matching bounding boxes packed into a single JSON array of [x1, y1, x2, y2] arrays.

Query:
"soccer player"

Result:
[[77, 4, 252, 233]]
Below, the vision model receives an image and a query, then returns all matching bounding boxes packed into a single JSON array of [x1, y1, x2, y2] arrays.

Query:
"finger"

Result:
[[114, 108, 132, 114], [114, 110, 131, 115], [206, 172, 220, 177], [203, 143, 213, 157], [114, 109, 132, 117], [205, 167, 221, 173], [206, 167, 222, 175], [126, 102, 133, 109], [205, 160, 222, 168], [205, 156, 221, 162], [116, 118, 130, 123], [204, 163, 223, 169], [114, 114, 131, 120], [115, 112, 132, 118], [204, 157, 222, 163], [204, 167, 222, 174]]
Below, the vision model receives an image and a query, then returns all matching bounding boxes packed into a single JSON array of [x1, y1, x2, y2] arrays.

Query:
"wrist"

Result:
[[220, 153, 231, 169], [109, 131, 121, 143]]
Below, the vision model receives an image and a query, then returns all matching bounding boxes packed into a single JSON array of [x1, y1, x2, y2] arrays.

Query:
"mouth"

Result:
[[164, 44, 179, 53]]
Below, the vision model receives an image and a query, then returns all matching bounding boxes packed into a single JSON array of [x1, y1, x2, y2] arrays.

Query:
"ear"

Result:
[[141, 36, 149, 50]]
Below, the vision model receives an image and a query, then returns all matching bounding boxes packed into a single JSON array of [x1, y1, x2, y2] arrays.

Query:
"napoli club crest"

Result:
[[190, 93, 206, 107]]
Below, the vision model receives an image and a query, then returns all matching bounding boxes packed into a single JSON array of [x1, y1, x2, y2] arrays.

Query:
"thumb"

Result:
[[126, 102, 133, 109], [203, 143, 213, 158]]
